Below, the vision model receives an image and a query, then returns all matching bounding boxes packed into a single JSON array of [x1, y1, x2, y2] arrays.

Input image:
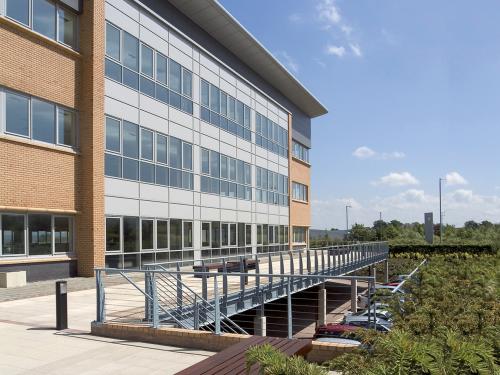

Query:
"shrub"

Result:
[[389, 244, 497, 255]]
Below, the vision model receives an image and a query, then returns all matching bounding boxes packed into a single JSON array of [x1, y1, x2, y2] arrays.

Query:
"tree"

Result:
[[348, 224, 377, 242], [464, 220, 480, 230]]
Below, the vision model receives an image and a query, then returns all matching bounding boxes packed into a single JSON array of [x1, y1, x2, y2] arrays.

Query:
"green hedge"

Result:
[[389, 244, 497, 255]]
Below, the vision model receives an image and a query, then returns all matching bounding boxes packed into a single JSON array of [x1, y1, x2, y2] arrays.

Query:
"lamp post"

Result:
[[439, 178, 446, 243], [346, 205, 352, 232]]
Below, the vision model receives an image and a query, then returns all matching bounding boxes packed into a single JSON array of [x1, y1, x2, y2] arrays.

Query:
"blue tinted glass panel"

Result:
[[105, 58, 122, 82], [140, 76, 155, 97], [140, 162, 155, 183], [123, 68, 139, 90], [123, 158, 138, 180], [105, 154, 122, 178]]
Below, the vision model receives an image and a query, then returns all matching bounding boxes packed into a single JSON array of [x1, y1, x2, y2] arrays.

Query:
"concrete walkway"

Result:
[[0, 287, 214, 374]]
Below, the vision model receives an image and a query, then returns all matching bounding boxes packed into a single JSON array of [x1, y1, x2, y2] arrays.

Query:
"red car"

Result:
[[314, 323, 360, 339]]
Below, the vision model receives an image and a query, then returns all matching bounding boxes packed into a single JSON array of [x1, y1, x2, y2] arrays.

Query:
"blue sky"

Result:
[[220, 0, 500, 228]]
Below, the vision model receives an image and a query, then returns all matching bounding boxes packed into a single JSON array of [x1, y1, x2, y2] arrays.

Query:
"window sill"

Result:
[[292, 198, 309, 205], [0, 134, 79, 156], [0, 254, 77, 265], [0, 16, 81, 59], [291, 156, 311, 167], [0, 205, 79, 215]]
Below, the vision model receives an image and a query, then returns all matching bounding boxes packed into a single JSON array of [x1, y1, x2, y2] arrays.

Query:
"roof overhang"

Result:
[[167, 0, 328, 118]]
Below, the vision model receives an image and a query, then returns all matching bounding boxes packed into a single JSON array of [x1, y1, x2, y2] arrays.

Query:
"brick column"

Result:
[[76, 0, 106, 276]]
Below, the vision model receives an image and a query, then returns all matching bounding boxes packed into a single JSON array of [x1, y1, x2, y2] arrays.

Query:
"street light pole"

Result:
[[439, 178, 445, 243], [346, 205, 352, 232]]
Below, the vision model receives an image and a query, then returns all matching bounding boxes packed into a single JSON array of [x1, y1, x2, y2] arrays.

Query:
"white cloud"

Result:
[[445, 172, 468, 186], [275, 51, 299, 73], [353, 146, 376, 159], [341, 25, 353, 36], [349, 43, 362, 57], [353, 146, 405, 160], [372, 172, 420, 187], [326, 45, 346, 57], [317, 0, 341, 25], [381, 151, 406, 159]]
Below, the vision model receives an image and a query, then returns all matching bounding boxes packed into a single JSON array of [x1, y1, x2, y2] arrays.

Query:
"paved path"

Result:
[[0, 287, 214, 374]]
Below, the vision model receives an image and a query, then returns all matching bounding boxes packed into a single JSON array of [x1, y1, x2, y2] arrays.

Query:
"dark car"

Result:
[[314, 323, 360, 339]]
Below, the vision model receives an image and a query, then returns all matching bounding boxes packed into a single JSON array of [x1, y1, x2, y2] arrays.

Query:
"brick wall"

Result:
[[288, 114, 312, 245], [0, 1, 106, 276]]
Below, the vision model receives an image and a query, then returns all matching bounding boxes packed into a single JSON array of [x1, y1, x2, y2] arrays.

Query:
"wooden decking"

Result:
[[176, 336, 313, 375]]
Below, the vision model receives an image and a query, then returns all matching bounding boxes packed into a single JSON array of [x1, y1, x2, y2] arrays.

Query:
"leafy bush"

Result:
[[390, 244, 497, 255], [328, 254, 500, 374], [245, 344, 327, 375]]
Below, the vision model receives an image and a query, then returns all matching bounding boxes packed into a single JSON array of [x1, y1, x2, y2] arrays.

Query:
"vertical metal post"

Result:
[[306, 250, 311, 274], [96, 270, 105, 323], [279, 253, 285, 294], [201, 260, 208, 301], [151, 273, 159, 329], [327, 247, 331, 271], [268, 253, 273, 294], [176, 263, 183, 314], [193, 295, 199, 330], [298, 251, 304, 289], [214, 275, 221, 335], [367, 278, 372, 329], [332, 247, 336, 271], [439, 177, 443, 243], [222, 260, 228, 315], [56, 281, 68, 330], [255, 254, 260, 291], [287, 277, 292, 339], [321, 249, 325, 274]]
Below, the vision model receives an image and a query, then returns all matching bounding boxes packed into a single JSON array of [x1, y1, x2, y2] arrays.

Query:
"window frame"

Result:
[[0, 213, 26, 257], [105, 216, 122, 254], [2, 88, 78, 149], [4, 0, 79, 50]]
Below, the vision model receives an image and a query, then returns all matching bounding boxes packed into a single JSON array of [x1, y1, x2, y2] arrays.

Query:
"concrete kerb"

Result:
[[91, 322, 358, 363]]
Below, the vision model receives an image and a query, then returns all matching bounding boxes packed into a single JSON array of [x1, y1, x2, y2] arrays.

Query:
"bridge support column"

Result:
[[370, 265, 377, 283], [254, 316, 267, 336], [384, 260, 389, 284], [317, 283, 327, 326], [351, 279, 358, 312]]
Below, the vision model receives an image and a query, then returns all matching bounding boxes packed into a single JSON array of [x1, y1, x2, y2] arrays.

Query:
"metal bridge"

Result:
[[95, 242, 388, 337]]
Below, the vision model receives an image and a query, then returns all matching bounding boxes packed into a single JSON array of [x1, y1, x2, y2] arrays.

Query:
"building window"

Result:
[[141, 219, 154, 251], [106, 22, 120, 61], [106, 217, 121, 252], [256, 167, 289, 206], [183, 221, 193, 248], [293, 227, 307, 244], [5, 0, 78, 49], [105, 22, 193, 115], [2, 89, 78, 148], [292, 182, 308, 202], [200, 148, 252, 201], [54, 217, 72, 253], [28, 214, 53, 256], [255, 112, 289, 158], [6, 0, 30, 26], [200, 79, 252, 142], [1, 214, 25, 256], [123, 217, 139, 253], [5, 92, 30, 137], [201, 222, 210, 248], [33, 0, 56, 39], [104, 117, 194, 190], [157, 220, 168, 249], [292, 141, 310, 163], [0, 213, 73, 257], [169, 219, 182, 251]]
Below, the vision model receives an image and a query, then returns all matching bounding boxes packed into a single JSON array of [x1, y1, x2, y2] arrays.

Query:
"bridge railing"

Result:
[[95, 242, 388, 336]]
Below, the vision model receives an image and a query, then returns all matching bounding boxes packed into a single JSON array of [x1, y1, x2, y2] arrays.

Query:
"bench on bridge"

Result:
[[176, 336, 313, 375], [192, 259, 256, 278]]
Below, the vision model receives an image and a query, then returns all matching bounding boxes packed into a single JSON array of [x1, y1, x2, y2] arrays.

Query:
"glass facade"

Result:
[[292, 141, 310, 163], [256, 167, 289, 206], [200, 79, 252, 142], [105, 22, 194, 115], [255, 112, 289, 157], [104, 116, 194, 190]]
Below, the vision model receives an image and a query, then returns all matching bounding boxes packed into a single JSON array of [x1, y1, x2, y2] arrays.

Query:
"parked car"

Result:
[[314, 337, 362, 346], [343, 315, 392, 332], [347, 307, 393, 322], [314, 323, 360, 339]]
